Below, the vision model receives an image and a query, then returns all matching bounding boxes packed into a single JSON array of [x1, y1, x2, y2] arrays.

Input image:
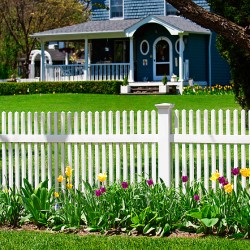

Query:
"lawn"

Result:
[[0, 230, 249, 250], [0, 93, 239, 112]]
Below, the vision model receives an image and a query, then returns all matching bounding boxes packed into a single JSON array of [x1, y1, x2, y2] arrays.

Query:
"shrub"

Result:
[[0, 80, 122, 96]]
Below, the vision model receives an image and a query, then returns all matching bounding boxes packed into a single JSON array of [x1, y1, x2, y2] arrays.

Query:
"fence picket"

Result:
[[174, 110, 180, 188], [54, 112, 59, 190], [34, 112, 39, 187], [47, 112, 52, 189], [101, 111, 106, 176], [218, 110, 224, 176], [115, 111, 121, 182], [196, 110, 201, 182], [21, 112, 26, 186], [151, 110, 157, 183], [204, 110, 209, 190], [189, 110, 194, 184], [181, 110, 187, 190], [74, 112, 79, 190], [8, 112, 13, 188], [108, 111, 113, 184], [60, 112, 66, 188], [144, 111, 149, 179], [88, 112, 93, 185], [41, 112, 46, 182], [81, 112, 86, 190], [95, 112, 100, 184], [130, 111, 135, 183], [241, 110, 246, 188], [14, 112, 20, 189], [211, 110, 216, 190], [226, 110, 231, 183], [137, 111, 142, 182], [28, 112, 33, 185], [122, 111, 128, 181]]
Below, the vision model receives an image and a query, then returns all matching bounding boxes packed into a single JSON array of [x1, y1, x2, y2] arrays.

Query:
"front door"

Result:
[[153, 37, 172, 81]]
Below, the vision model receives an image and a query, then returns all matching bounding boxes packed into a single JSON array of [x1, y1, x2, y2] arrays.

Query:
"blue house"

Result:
[[32, 0, 230, 92]]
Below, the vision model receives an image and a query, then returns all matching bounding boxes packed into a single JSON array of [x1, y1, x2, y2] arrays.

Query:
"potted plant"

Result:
[[120, 76, 131, 94], [159, 74, 168, 93]]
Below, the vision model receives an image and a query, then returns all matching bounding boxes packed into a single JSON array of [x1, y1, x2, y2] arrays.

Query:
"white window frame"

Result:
[[140, 40, 149, 55], [109, 0, 124, 19]]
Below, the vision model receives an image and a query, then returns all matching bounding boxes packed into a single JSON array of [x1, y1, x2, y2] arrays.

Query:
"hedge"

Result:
[[0, 80, 123, 95]]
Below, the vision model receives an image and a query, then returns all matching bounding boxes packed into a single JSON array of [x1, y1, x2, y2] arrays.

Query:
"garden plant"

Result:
[[0, 165, 249, 239]]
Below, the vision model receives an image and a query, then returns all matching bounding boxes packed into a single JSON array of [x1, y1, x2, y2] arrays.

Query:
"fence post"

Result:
[[155, 103, 174, 187]]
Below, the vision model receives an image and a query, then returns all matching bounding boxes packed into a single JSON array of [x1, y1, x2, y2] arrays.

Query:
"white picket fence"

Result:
[[1, 103, 250, 191]]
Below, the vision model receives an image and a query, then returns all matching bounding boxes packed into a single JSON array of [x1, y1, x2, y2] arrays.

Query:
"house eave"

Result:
[[31, 31, 127, 42]]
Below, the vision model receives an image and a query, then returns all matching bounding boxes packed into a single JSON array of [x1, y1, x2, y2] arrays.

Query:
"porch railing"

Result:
[[45, 63, 129, 81], [89, 63, 129, 81], [46, 64, 85, 81]]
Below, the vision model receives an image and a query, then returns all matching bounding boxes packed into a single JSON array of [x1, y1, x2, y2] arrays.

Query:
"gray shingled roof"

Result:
[[157, 16, 209, 33], [32, 19, 140, 37], [32, 15, 209, 39]]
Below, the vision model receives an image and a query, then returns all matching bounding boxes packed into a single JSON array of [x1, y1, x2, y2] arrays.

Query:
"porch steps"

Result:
[[130, 86, 159, 94], [129, 85, 177, 95]]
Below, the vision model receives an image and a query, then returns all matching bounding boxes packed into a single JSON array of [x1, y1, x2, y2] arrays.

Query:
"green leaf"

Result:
[[188, 211, 202, 219], [201, 218, 219, 227], [161, 223, 171, 237], [31, 194, 41, 211], [143, 224, 155, 235]]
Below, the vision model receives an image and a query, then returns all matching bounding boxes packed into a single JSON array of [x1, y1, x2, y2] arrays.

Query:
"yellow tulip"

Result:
[[240, 168, 250, 177], [66, 183, 73, 189], [224, 183, 233, 193], [210, 170, 220, 181], [57, 175, 65, 183], [65, 166, 73, 177], [97, 172, 107, 183], [54, 192, 59, 198]]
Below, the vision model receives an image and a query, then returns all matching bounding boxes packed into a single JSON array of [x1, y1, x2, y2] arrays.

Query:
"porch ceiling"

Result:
[[31, 15, 210, 42]]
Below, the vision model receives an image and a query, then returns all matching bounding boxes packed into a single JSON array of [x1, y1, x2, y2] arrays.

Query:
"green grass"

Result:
[[0, 93, 239, 112], [0, 230, 249, 250]]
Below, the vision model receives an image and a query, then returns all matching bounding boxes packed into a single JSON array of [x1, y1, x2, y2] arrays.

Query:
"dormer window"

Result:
[[110, 0, 123, 19]]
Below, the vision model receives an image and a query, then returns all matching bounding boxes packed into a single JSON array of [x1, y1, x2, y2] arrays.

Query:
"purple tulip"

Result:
[[218, 176, 226, 184], [231, 168, 239, 176], [222, 180, 229, 186], [95, 189, 101, 197], [100, 186, 106, 193], [121, 182, 128, 189], [182, 176, 188, 183], [193, 194, 200, 201], [146, 179, 154, 186]]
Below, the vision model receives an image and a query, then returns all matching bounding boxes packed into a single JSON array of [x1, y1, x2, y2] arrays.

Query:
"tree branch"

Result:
[[165, 0, 250, 54]]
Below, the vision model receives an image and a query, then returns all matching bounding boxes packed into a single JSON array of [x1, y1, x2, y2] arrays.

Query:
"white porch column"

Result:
[[178, 34, 184, 81], [129, 37, 134, 82], [40, 41, 46, 81], [84, 38, 89, 80], [65, 52, 69, 65]]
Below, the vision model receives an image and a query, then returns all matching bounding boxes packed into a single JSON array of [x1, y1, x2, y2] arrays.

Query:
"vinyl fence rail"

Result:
[[1, 104, 250, 191]]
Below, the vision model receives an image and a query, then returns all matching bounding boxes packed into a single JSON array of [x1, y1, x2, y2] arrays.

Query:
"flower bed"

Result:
[[0, 166, 249, 238], [183, 84, 234, 95]]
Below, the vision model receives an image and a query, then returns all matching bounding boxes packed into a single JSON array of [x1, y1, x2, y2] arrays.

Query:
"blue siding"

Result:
[[92, 0, 109, 20], [92, 1, 210, 21], [185, 34, 209, 82], [125, 0, 164, 19], [210, 32, 231, 85]]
